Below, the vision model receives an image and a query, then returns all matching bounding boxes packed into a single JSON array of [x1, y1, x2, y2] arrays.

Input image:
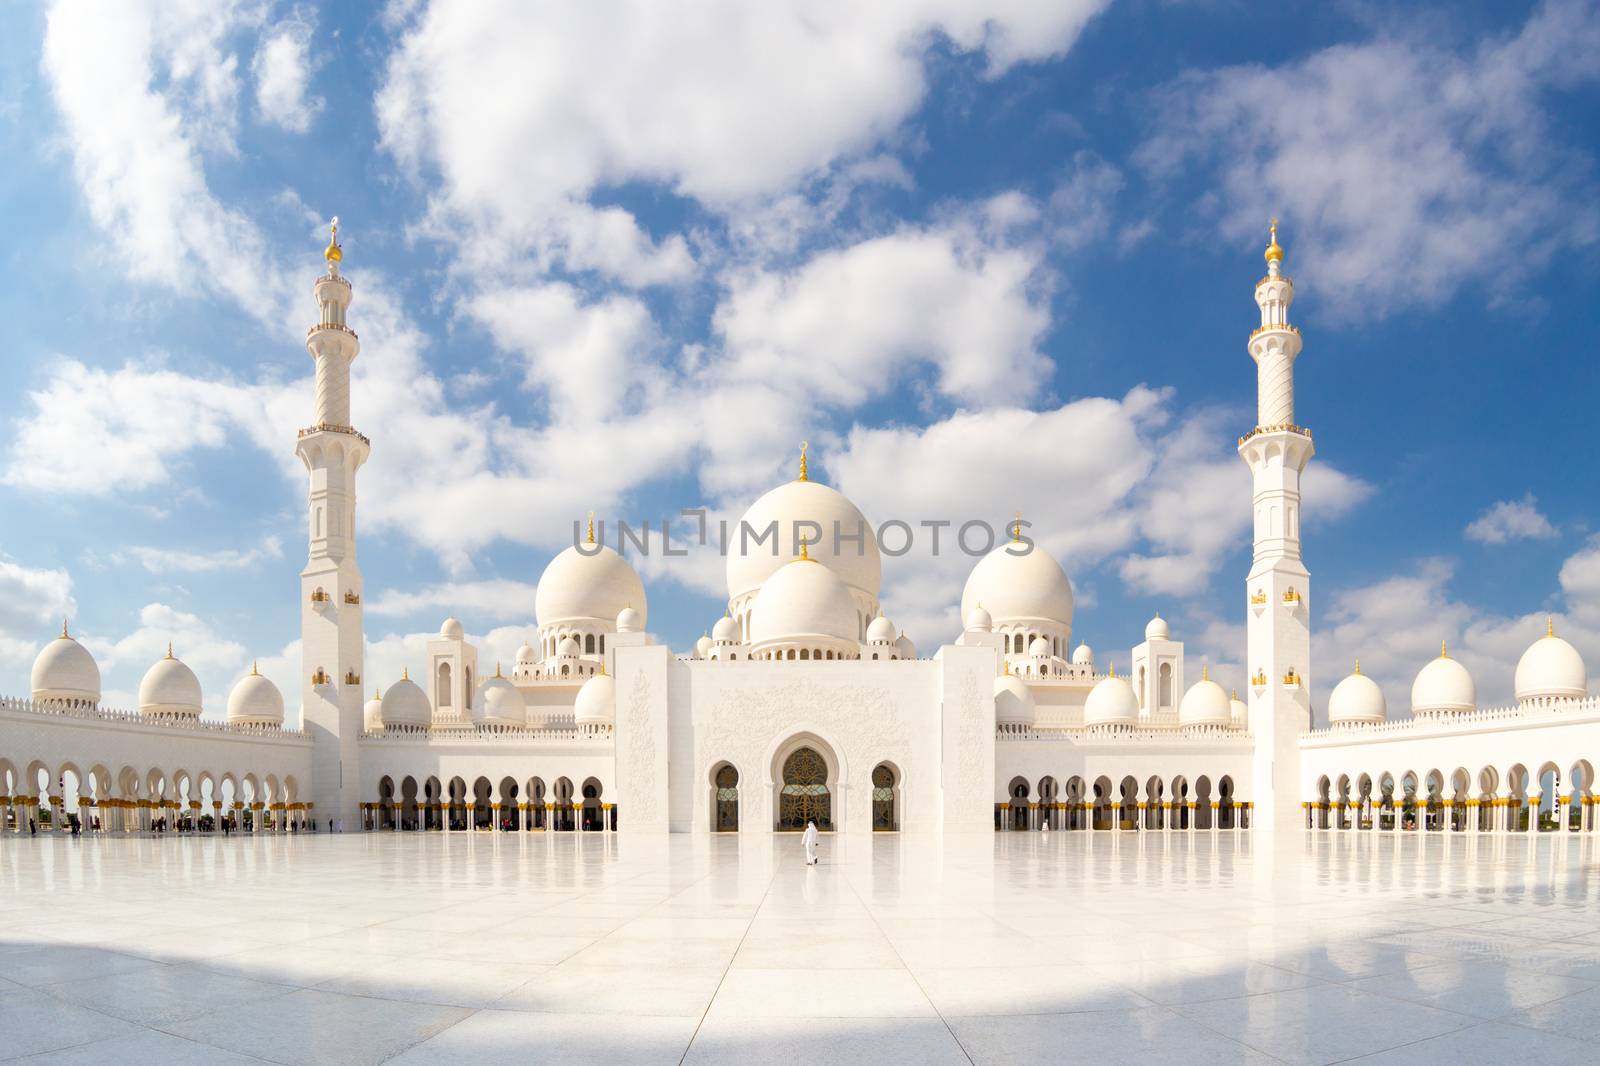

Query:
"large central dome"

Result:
[[960, 538, 1074, 634], [535, 542, 647, 629], [726, 458, 880, 607]]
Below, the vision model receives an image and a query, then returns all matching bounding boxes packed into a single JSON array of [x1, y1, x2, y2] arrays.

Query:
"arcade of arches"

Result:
[[1307, 759, 1600, 834], [1000, 773, 1247, 832], [0, 758, 307, 834], [363, 774, 616, 832]]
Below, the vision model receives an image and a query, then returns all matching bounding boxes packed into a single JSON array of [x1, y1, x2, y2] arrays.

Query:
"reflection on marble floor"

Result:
[[2, 831, 1598, 1064]]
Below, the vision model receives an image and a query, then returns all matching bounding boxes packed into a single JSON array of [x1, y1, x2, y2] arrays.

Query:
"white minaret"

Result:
[[1238, 220, 1311, 834], [297, 219, 369, 830]]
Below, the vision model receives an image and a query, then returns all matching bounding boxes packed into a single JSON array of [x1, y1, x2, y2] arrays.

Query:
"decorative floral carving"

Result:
[[623, 669, 659, 823]]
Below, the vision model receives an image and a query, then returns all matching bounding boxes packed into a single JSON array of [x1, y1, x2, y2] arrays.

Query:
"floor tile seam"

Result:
[[675, 850, 780, 1066], [145, 1017, 314, 1066], [1320, 1018, 1493, 1065], [1154, 1000, 1298, 1065], [841, 864, 976, 1066]]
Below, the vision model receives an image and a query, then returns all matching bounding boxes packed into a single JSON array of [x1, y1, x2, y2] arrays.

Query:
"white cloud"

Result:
[[0, 556, 77, 673], [85, 601, 249, 716], [252, 10, 323, 132], [1138, 0, 1600, 318], [715, 223, 1053, 410], [376, 0, 1108, 282], [42, 0, 297, 327], [104, 536, 283, 574], [366, 580, 540, 625], [1465, 494, 1556, 544]]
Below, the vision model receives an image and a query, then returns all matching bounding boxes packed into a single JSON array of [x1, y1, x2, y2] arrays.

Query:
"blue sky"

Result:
[[2, 0, 1599, 721]]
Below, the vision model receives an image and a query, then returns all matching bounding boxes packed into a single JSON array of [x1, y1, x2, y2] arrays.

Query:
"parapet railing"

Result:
[[0, 695, 307, 739], [998, 725, 1252, 745], [1301, 693, 1600, 743]]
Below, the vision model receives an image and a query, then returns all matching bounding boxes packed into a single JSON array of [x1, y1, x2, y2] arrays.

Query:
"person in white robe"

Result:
[[802, 820, 819, 865]]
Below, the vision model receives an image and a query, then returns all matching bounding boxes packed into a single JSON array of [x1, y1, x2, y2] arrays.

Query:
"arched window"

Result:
[[585, 634, 595, 654], [1159, 662, 1172, 708], [872, 764, 898, 831], [437, 662, 452, 707], [464, 667, 472, 708], [598, 635, 605, 654], [714, 764, 739, 832], [800, 648, 810, 660]]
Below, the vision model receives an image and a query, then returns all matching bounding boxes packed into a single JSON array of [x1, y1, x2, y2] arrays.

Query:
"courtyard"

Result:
[[1, 831, 1598, 1064]]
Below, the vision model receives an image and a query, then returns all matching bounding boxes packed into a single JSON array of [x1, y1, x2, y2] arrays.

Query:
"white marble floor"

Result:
[[2, 830, 1598, 1064]]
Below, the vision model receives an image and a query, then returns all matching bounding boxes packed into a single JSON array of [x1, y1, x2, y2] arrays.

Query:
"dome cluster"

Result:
[[1329, 620, 1588, 729]]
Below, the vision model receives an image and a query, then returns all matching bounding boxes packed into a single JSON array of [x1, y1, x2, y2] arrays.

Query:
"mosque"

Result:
[[2, 224, 1596, 839]]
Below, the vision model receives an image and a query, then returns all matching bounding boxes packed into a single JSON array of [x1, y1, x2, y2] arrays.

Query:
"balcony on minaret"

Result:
[[1251, 668, 1268, 689], [1282, 668, 1302, 688], [343, 590, 361, 605], [312, 667, 330, 686], [310, 587, 330, 605], [1281, 587, 1303, 612], [344, 669, 361, 686]]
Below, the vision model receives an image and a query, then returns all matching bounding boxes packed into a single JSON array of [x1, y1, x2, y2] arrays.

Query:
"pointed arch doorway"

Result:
[[778, 746, 832, 831]]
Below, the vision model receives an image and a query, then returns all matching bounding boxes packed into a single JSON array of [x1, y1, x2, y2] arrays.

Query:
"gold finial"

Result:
[[165, 641, 174, 660], [1109, 661, 1116, 678], [250, 660, 259, 676], [1547, 616, 1555, 638], [1264, 217, 1283, 263], [1012, 511, 1022, 542], [60, 618, 69, 639], [494, 662, 503, 678], [798, 440, 809, 482], [1353, 658, 1361, 675], [799, 540, 810, 561], [1440, 640, 1449, 658], [598, 657, 606, 677], [373, 687, 381, 701], [1231, 688, 1239, 700], [324, 216, 342, 265], [1003, 659, 1010, 675], [586, 511, 595, 544], [1202, 664, 1209, 681], [402, 665, 410, 681]]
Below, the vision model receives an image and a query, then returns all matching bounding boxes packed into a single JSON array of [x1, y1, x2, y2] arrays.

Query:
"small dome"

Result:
[[30, 626, 101, 704], [1229, 691, 1248, 723], [1028, 636, 1051, 658], [364, 690, 384, 731], [1329, 665, 1386, 725], [867, 614, 897, 643], [226, 666, 284, 726], [139, 647, 202, 717], [515, 641, 537, 665], [474, 669, 526, 726], [748, 555, 860, 649], [616, 605, 643, 633], [439, 616, 464, 640], [1412, 644, 1475, 716], [1178, 672, 1231, 728], [712, 614, 740, 643], [380, 673, 432, 729], [1514, 621, 1586, 703], [895, 633, 916, 660], [960, 541, 1073, 634], [994, 671, 1036, 727], [574, 669, 616, 725], [695, 633, 712, 658], [1071, 642, 1093, 665], [1144, 614, 1169, 641], [557, 635, 581, 658], [1084, 671, 1138, 727], [964, 604, 993, 633], [536, 542, 648, 630]]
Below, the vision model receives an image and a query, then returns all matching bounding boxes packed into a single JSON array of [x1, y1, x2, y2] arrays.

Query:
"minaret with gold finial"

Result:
[[296, 216, 369, 831], [1239, 219, 1313, 834]]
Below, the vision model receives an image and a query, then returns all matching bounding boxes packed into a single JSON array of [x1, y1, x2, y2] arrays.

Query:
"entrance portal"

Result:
[[778, 747, 831, 831]]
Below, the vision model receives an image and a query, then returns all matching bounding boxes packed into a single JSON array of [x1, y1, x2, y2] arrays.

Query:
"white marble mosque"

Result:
[[3, 223, 1597, 844]]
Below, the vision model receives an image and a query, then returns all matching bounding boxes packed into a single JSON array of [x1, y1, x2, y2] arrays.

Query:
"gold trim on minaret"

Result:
[[1264, 217, 1283, 263], [325, 216, 342, 265]]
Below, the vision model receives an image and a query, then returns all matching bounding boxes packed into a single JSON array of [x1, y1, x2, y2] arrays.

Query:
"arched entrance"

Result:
[[712, 764, 739, 832], [871, 764, 898, 831], [778, 747, 831, 831]]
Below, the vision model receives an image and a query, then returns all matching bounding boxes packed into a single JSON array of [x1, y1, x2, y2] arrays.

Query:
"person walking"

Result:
[[802, 819, 819, 866]]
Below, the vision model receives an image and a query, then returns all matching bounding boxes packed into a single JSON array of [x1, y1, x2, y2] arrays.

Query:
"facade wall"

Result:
[[665, 656, 946, 834]]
